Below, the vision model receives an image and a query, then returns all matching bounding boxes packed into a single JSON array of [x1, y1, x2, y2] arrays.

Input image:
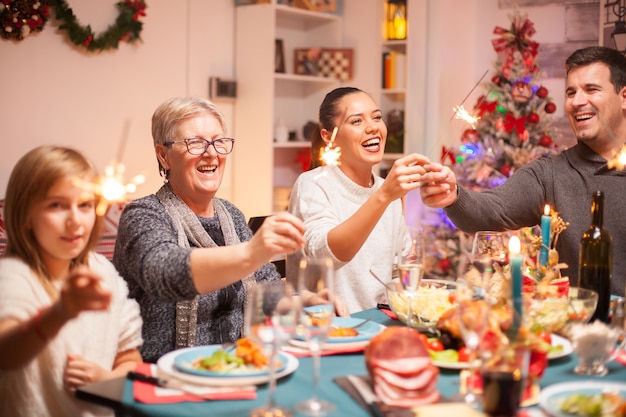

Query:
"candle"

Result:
[[539, 204, 551, 268], [509, 235, 523, 339]]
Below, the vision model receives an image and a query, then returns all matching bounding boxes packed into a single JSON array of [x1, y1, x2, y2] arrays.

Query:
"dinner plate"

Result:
[[549, 334, 573, 360], [173, 345, 288, 377], [539, 381, 626, 417], [290, 318, 385, 350], [157, 345, 298, 387], [433, 333, 572, 369]]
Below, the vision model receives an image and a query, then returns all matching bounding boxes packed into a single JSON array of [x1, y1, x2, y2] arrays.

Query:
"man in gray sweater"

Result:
[[419, 46, 626, 297]]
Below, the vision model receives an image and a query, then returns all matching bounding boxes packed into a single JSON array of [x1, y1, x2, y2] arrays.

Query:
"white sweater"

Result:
[[287, 165, 410, 313], [0, 253, 143, 417]]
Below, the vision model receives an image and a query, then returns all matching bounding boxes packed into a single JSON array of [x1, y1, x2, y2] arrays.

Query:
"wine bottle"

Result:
[[578, 190, 613, 323]]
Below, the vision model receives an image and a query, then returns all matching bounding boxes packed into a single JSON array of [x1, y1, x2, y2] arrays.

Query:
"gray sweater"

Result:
[[113, 195, 280, 363], [445, 141, 626, 297]]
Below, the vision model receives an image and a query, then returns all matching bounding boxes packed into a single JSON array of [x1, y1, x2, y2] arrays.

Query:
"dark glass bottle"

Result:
[[578, 190, 613, 323]]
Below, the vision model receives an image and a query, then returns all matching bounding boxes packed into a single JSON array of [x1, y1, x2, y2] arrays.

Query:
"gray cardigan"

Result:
[[113, 195, 280, 363], [445, 141, 626, 297]]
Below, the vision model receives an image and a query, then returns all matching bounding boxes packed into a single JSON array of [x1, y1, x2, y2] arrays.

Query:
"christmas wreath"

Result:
[[50, 0, 146, 52], [1, 0, 49, 41]]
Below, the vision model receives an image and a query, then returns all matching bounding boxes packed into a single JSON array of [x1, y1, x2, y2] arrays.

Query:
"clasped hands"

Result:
[[382, 153, 457, 208]]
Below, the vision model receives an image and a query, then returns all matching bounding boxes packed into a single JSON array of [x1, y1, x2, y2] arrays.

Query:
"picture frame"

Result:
[[275, 39, 286, 73]]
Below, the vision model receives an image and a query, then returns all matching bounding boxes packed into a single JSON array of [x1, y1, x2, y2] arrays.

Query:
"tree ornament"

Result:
[[536, 86, 548, 99], [50, 0, 147, 52], [544, 102, 556, 114], [461, 128, 480, 144], [439, 258, 452, 273], [539, 135, 553, 147], [512, 81, 532, 103], [1, 0, 48, 41], [528, 113, 540, 124]]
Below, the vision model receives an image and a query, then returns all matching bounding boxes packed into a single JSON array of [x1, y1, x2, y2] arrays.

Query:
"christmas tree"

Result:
[[425, 9, 560, 280]]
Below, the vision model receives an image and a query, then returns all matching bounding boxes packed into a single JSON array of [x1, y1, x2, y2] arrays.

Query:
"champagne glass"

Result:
[[244, 281, 297, 417], [296, 256, 335, 416], [396, 227, 425, 328], [456, 273, 490, 409]]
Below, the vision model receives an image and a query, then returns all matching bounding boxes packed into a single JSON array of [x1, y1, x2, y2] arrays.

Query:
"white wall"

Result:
[[0, 0, 569, 215], [0, 0, 235, 200]]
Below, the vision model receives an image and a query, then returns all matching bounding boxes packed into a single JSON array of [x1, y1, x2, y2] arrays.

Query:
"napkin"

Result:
[[132, 362, 257, 404], [377, 303, 398, 320]]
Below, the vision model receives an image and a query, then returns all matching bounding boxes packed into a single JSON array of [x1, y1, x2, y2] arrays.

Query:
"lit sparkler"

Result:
[[320, 126, 341, 166], [75, 120, 145, 215], [453, 105, 480, 128]]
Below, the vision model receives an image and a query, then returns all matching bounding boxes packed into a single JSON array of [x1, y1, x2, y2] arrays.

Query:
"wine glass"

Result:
[[296, 256, 335, 416], [471, 231, 507, 270], [456, 274, 490, 409], [244, 281, 298, 417], [396, 227, 425, 328]]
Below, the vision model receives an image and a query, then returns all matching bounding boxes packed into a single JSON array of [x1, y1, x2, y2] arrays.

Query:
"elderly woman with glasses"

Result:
[[113, 97, 305, 363]]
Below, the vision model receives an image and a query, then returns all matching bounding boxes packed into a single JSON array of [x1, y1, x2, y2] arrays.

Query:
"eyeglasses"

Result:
[[165, 137, 235, 155]]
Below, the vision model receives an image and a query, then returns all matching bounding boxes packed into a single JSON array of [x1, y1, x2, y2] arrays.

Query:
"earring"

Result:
[[160, 168, 169, 183]]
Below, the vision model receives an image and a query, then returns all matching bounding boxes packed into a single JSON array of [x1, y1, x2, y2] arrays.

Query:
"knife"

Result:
[[346, 375, 386, 417]]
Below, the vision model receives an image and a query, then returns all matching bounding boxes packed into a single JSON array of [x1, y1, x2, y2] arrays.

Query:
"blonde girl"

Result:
[[0, 146, 143, 417]]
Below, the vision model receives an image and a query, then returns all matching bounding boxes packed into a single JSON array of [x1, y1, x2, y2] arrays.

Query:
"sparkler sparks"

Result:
[[320, 126, 341, 166], [453, 105, 480, 128], [74, 120, 145, 215]]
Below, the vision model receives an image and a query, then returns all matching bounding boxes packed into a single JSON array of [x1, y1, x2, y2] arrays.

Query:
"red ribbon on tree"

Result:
[[491, 11, 539, 78], [476, 99, 498, 117], [504, 114, 528, 136], [441, 146, 456, 165]]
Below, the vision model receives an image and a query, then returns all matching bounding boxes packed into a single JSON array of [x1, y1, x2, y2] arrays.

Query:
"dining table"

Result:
[[76, 308, 626, 417]]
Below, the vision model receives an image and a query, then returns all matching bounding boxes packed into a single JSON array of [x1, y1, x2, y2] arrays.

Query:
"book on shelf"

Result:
[[381, 50, 406, 90]]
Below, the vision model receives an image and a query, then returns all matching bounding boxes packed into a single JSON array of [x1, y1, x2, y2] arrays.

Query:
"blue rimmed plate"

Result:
[[326, 317, 385, 343], [539, 381, 626, 417], [173, 345, 288, 378]]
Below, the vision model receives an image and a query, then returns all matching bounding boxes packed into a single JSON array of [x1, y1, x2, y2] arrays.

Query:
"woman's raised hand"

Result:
[[250, 212, 305, 260]]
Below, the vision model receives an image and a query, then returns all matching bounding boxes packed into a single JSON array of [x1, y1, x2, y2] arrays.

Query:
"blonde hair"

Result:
[[151, 96, 227, 176], [4, 146, 104, 297]]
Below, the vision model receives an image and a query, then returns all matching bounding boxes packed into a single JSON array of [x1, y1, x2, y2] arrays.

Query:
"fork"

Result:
[[333, 318, 372, 330]]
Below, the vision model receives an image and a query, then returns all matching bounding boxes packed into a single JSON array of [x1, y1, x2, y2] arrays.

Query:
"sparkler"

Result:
[[452, 105, 480, 128], [320, 126, 341, 166], [74, 120, 145, 215]]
